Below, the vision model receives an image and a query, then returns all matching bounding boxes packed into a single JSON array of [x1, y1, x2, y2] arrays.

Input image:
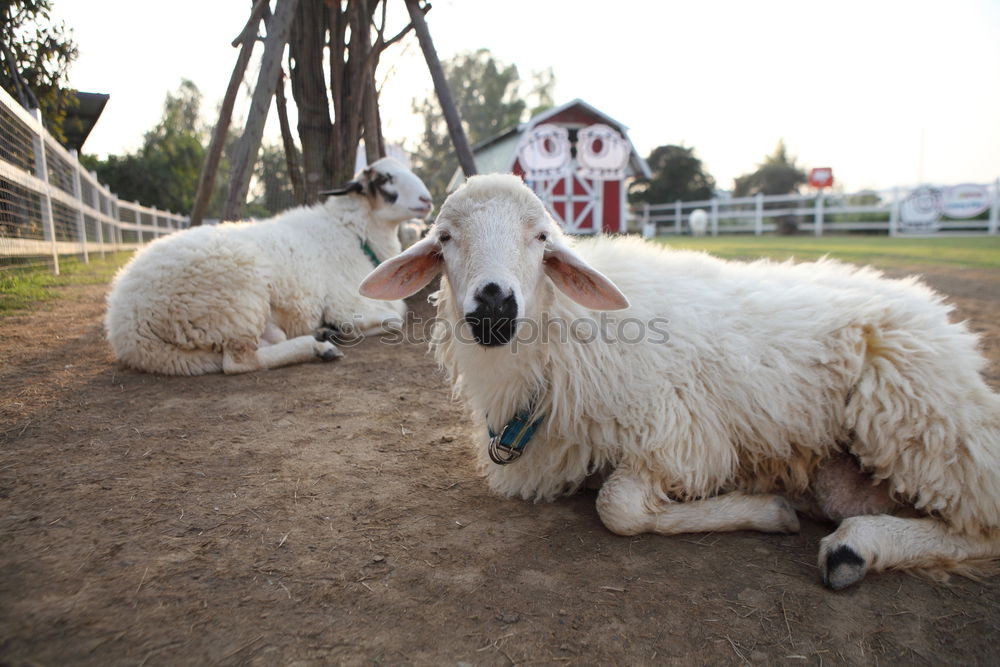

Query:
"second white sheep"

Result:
[[105, 157, 431, 375]]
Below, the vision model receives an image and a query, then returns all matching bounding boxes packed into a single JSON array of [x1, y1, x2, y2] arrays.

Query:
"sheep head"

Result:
[[359, 174, 628, 347], [321, 157, 432, 225]]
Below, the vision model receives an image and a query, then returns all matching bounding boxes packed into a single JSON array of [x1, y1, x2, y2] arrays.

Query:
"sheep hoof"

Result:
[[316, 340, 344, 361], [315, 325, 342, 343], [821, 544, 868, 590]]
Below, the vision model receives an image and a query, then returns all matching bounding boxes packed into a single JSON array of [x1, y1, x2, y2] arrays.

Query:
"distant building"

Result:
[[451, 99, 650, 234], [62, 92, 110, 152]]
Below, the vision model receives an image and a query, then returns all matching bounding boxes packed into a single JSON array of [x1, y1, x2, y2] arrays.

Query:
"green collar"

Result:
[[361, 240, 380, 267], [488, 405, 544, 465]]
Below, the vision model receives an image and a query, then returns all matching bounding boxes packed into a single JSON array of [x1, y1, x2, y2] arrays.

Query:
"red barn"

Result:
[[451, 99, 651, 234]]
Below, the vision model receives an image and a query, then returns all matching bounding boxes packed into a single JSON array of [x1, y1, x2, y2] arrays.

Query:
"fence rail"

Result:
[[0, 86, 188, 274], [631, 182, 1000, 238]]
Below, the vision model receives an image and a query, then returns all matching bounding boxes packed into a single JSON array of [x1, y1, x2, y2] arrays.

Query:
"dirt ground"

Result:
[[2, 261, 1000, 666]]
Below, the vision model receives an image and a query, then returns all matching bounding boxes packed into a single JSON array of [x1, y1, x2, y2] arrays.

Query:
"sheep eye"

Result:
[[438, 231, 452, 243], [536, 232, 548, 242]]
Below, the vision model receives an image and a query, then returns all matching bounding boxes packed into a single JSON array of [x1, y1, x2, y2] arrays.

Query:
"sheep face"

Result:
[[324, 157, 433, 225], [359, 174, 628, 348]]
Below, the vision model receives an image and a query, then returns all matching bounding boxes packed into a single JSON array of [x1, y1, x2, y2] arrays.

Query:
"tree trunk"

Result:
[[362, 79, 384, 165], [275, 70, 304, 206], [290, 0, 333, 204], [223, 0, 299, 221], [287, 1, 413, 193]]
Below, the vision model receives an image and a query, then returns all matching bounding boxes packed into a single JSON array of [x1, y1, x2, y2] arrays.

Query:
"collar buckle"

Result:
[[487, 410, 544, 466], [488, 432, 524, 465]]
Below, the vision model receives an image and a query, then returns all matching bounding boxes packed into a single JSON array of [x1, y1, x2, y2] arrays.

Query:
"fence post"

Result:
[[754, 193, 763, 235], [87, 171, 106, 258], [710, 198, 719, 236], [90, 171, 110, 259], [989, 178, 999, 235], [814, 189, 825, 237], [68, 149, 89, 264], [29, 108, 60, 275], [674, 200, 681, 235], [112, 197, 122, 248], [889, 187, 900, 237]]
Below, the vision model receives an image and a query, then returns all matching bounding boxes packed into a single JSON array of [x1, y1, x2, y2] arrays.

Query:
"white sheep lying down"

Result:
[[360, 173, 1000, 590], [105, 157, 431, 375]]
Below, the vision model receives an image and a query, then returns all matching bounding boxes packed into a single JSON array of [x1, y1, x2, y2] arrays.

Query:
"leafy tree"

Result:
[[628, 144, 716, 204], [0, 0, 79, 143], [732, 140, 807, 197], [83, 79, 298, 219], [248, 143, 297, 217], [85, 80, 208, 214], [733, 140, 808, 234], [411, 49, 555, 200]]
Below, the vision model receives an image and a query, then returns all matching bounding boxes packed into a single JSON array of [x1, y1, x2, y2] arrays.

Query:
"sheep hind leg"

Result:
[[596, 467, 800, 537], [222, 336, 342, 374], [260, 319, 288, 345], [818, 515, 1000, 590]]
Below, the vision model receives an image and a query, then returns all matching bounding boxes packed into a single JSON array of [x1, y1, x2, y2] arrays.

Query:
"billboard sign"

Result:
[[940, 184, 991, 219]]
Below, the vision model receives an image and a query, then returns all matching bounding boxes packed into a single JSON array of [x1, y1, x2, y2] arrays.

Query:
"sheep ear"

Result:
[[360, 234, 442, 300], [319, 181, 364, 197], [543, 239, 630, 310]]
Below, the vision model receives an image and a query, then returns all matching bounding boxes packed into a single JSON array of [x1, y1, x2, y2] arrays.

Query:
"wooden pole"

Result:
[[275, 70, 304, 206], [223, 0, 299, 221], [404, 0, 477, 177], [189, 0, 269, 226], [362, 76, 384, 165]]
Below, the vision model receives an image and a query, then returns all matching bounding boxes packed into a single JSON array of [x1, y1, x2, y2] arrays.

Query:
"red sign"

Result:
[[809, 167, 834, 189]]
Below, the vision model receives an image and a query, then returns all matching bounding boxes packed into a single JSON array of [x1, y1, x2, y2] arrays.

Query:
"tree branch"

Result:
[[231, 0, 270, 47]]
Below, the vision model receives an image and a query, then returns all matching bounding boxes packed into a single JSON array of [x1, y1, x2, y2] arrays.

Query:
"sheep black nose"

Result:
[[465, 283, 518, 347]]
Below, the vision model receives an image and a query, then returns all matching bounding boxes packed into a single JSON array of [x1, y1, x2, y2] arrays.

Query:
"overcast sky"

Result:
[[55, 0, 1000, 193]]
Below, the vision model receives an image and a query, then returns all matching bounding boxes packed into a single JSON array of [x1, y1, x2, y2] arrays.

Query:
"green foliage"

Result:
[[86, 80, 208, 215], [732, 140, 809, 234], [826, 190, 889, 224], [0, 251, 132, 314], [410, 49, 555, 200], [0, 0, 79, 143], [629, 144, 716, 205], [247, 142, 297, 217], [733, 140, 807, 197], [82, 77, 298, 219]]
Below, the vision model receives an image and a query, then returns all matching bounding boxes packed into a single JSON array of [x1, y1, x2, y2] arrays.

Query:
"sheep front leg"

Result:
[[596, 466, 800, 536], [324, 298, 407, 340], [222, 336, 342, 374], [818, 515, 1000, 590]]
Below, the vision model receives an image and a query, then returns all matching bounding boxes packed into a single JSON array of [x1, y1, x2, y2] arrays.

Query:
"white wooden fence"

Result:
[[0, 86, 188, 275], [632, 182, 1000, 238]]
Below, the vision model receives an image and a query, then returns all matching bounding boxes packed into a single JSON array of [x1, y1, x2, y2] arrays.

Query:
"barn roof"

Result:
[[62, 91, 110, 152], [448, 98, 651, 191]]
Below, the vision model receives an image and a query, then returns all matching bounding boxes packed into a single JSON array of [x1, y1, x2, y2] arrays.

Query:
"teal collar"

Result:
[[361, 240, 380, 267], [488, 405, 544, 465]]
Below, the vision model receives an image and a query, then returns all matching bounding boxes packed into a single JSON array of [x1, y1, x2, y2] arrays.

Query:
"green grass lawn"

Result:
[[656, 235, 1000, 271], [0, 252, 133, 315], [2, 236, 998, 316]]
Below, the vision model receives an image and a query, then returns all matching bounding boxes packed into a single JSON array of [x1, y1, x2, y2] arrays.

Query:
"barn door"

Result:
[[529, 171, 602, 234]]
